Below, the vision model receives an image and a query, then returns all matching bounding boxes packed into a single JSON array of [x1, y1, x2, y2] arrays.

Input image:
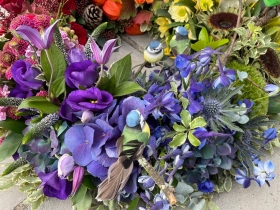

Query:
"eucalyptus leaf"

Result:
[[169, 133, 188, 148], [191, 198, 206, 210], [175, 181, 194, 196], [18, 97, 60, 114], [0, 132, 23, 162]]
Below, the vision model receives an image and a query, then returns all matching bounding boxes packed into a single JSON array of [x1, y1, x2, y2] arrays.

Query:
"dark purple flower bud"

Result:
[[68, 48, 87, 63], [71, 166, 84, 195], [9, 84, 33, 98], [65, 60, 99, 89], [198, 180, 214, 193], [66, 87, 113, 112], [11, 60, 44, 90], [38, 170, 72, 200], [263, 128, 277, 144], [58, 154, 75, 178]]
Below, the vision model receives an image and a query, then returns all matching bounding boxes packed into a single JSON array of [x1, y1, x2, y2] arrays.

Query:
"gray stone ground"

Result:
[[0, 34, 279, 210]]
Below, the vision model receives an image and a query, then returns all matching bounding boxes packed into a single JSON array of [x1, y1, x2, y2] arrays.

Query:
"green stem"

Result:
[[254, 95, 270, 102], [131, 61, 147, 81], [45, 50, 55, 99], [95, 64, 104, 87]]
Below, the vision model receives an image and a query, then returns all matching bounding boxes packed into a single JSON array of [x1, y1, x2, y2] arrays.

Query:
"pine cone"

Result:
[[75, 0, 91, 17], [82, 5, 103, 30]]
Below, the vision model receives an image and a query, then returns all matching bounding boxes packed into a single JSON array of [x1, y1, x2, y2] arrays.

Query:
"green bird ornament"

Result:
[[96, 109, 150, 201]]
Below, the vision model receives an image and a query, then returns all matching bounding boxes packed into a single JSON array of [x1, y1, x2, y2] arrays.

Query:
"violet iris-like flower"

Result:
[[65, 60, 99, 89], [175, 54, 196, 78], [66, 87, 113, 112], [11, 60, 44, 90], [90, 38, 120, 65], [235, 168, 253, 188], [38, 170, 72, 200], [15, 19, 60, 50], [265, 84, 280, 96], [213, 59, 236, 89], [262, 128, 277, 144], [197, 180, 214, 193], [254, 160, 275, 186], [9, 83, 33, 98]]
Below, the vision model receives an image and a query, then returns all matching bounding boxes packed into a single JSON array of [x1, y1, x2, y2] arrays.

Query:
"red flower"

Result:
[[62, 0, 76, 15], [102, 0, 122, 21], [92, 0, 106, 6], [0, 0, 24, 15], [125, 22, 144, 35], [70, 22, 87, 45]]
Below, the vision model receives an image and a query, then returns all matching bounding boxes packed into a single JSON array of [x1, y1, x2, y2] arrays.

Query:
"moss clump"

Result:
[[227, 60, 268, 118]]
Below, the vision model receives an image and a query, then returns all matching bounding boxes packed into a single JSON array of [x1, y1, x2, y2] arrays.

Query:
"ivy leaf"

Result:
[[180, 110, 191, 128], [72, 185, 87, 205], [169, 133, 187, 148], [113, 81, 145, 97], [120, 0, 137, 20], [134, 10, 153, 25], [0, 118, 26, 134], [173, 123, 187, 132], [50, 76, 65, 98], [74, 190, 92, 210], [18, 97, 60, 114], [189, 116, 207, 129], [188, 131, 201, 147]]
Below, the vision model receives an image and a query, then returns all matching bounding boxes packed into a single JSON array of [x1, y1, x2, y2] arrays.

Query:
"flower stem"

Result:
[[95, 64, 104, 87], [45, 50, 55, 99], [138, 155, 177, 206], [131, 61, 147, 81]]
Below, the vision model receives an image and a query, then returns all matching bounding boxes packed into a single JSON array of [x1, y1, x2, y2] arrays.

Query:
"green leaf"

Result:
[[18, 97, 60, 114], [165, 22, 185, 28], [188, 131, 201, 147], [175, 181, 194, 196], [97, 75, 117, 94], [72, 184, 87, 205], [169, 133, 187, 148], [201, 145, 214, 159], [74, 190, 92, 210], [109, 54, 132, 86], [198, 27, 209, 42], [0, 181, 14, 190], [113, 81, 145, 97], [208, 201, 220, 210], [207, 39, 229, 49], [40, 44, 67, 82], [173, 123, 186, 132], [127, 196, 140, 210], [186, 10, 197, 40], [268, 95, 280, 113], [82, 175, 95, 190], [156, 9, 171, 19], [189, 116, 207, 129], [50, 76, 65, 98], [0, 118, 26, 134], [223, 176, 232, 192], [191, 40, 207, 52], [192, 199, 206, 210], [0, 132, 23, 162], [180, 97, 189, 109], [180, 110, 191, 128]]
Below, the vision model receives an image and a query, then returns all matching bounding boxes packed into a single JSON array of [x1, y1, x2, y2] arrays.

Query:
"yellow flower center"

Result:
[[178, 8, 186, 17], [90, 100, 97, 104]]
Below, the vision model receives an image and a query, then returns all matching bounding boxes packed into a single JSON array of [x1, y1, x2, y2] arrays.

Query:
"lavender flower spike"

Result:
[[16, 19, 60, 50], [90, 38, 120, 64]]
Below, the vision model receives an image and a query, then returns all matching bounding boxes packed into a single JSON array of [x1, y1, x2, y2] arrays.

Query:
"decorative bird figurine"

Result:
[[170, 26, 190, 56], [143, 40, 164, 67], [96, 109, 150, 201]]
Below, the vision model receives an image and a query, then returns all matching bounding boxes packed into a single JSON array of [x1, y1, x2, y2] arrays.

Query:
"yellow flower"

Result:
[[168, 2, 192, 22], [195, 0, 214, 12], [155, 17, 172, 38]]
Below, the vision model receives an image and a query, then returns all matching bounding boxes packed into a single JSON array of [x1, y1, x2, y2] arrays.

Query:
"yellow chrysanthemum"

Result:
[[195, 0, 214, 12], [168, 1, 192, 23], [155, 17, 172, 38]]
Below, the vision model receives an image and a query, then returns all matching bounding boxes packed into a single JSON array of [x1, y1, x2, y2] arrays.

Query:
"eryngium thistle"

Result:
[[0, 97, 23, 107], [201, 86, 245, 132], [1, 157, 28, 176], [54, 27, 69, 65], [22, 113, 60, 144], [259, 48, 280, 78]]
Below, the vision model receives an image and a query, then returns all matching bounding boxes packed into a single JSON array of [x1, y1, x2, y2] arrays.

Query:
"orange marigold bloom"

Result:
[[125, 22, 144, 35], [92, 0, 106, 6], [102, 0, 123, 20]]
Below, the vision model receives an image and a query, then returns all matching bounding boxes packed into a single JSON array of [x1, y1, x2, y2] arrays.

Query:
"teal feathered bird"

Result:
[[143, 40, 164, 67], [96, 110, 150, 201]]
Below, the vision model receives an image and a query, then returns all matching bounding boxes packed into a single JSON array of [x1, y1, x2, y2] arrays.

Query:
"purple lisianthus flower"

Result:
[[59, 101, 79, 122], [262, 128, 277, 144], [68, 48, 87, 63], [66, 87, 113, 112], [38, 170, 72, 200], [9, 83, 33, 98], [65, 60, 99, 89], [11, 60, 44, 90], [198, 180, 214, 193]]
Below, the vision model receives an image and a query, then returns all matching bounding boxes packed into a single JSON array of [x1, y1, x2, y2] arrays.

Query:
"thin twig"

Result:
[[138, 155, 177, 206], [246, 77, 266, 91], [131, 61, 147, 81], [255, 7, 278, 26]]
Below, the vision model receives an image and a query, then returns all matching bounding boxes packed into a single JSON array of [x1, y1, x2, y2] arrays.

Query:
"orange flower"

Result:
[[145, 0, 154, 4], [125, 22, 144, 35], [92, 0, 106, 6], [134, 0, 145, 4], [102, 0, 123, 20]]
